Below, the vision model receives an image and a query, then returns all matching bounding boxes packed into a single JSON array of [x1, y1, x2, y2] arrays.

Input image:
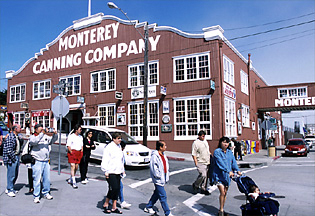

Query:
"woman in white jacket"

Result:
[[144, 141, 173, 216], [101, 132, 124, 214]]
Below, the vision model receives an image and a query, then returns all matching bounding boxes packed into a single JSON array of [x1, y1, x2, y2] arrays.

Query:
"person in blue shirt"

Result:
[[212, 137, 242, 216]]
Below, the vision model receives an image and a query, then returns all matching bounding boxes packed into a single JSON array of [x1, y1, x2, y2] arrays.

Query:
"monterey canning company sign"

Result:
[[33, 22, 160, 74]]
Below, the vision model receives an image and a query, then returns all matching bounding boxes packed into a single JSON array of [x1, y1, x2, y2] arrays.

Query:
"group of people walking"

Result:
[[2, 124, 241, 216]]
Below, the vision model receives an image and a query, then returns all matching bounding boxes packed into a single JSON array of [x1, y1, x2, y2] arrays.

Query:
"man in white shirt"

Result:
[[192, 130, 211, 195]]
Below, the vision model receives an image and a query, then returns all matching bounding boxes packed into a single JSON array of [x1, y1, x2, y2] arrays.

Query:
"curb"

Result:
[[167, 156, 185, 161]]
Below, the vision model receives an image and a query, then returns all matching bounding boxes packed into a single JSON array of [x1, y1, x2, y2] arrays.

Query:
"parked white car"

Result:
[[80, 126, 151, 166]]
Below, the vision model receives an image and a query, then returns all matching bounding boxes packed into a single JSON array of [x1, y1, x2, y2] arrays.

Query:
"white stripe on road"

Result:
[[129, 167, 197, 189], [272, 164, 315, 167], [182, 166, 268, 215], [183, 186, 217, 216]]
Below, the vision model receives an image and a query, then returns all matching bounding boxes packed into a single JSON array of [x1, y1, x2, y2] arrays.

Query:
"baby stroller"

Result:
[[232, 175, 280, 216]]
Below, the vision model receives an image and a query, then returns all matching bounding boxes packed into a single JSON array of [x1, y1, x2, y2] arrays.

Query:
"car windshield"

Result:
[[109, 132, 138, 145], [288, 140, 304, 145]]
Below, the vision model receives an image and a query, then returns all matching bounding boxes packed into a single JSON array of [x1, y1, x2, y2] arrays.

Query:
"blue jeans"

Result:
[[118, 179, 124, 202], [146, 184, 170, 216], [32, 160, 50, 198], [6, 155, 20, 192]]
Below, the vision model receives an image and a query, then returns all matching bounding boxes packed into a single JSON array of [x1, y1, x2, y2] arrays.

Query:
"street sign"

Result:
[[51, 96, 69, 120]]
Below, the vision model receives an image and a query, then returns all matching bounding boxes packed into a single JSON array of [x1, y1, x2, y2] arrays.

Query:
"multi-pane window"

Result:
[[60, 75, 81, 96], [240, 70, 249, 95], [10, 84, 26, 103], [128, 61, 159, 88], [98, 105, 115, 127], [174, 96, 211, 140], [224, 97, 236, 137], [278, 87, 307, 99], [32, 116, 50, 128], [33, 80, 51, 100], [242, 104, 250, 128], [174, 53, 210, 82], [223, 55, 234, 86], [128, 101, 159, 140], [91, 69, 116, 93], [14, 112, 25, 128]]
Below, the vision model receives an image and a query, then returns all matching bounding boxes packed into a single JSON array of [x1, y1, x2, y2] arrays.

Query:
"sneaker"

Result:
[[144, 207, 156, 214], [121, 201, 131, 209], [5, 189, 18, 194], [67, 178, 72, 184], [72, 182, 78, 189], [7, 191, 16, 197], [167, 213, 175, 216], [44, 193, 53, 200], [81, 179, 88, 184], [34, 197, 40, 203]]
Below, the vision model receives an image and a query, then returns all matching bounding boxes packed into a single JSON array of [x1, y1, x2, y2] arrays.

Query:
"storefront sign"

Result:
[[32, 110, 50, 117], [131, 86, 156, 99], [160, 86, 167, 95], [117, 113, 126, 126], [163, 101, 170, 114], [161, 124, 172, 133], [32, 21, 161, 74], [117, 106, 125, 113], [115, 91, 123, 100], [162, 115, 170, 124], [275, 97, 315, 107], [223, 83, 236, 100]]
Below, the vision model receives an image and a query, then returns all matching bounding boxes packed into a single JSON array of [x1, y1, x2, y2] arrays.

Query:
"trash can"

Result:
[[268, 146, 276, 157]]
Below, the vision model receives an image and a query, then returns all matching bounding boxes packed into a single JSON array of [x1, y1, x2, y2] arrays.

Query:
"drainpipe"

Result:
[[247, 53, 251, 108], [219, 40, 224, 137]]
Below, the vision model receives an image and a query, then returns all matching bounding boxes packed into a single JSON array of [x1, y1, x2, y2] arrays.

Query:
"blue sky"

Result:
[[0, 0, 314, 125]]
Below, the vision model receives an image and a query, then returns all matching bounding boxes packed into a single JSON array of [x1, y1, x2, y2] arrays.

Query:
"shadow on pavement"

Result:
[[178, 184, 196, 195], [198, 203, 240, 216]]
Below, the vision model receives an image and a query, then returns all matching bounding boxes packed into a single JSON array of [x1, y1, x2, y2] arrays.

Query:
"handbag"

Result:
[[21, 141, 35, 164]]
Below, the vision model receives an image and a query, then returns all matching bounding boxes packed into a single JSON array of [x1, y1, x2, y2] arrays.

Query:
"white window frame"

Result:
[[128, 60, 159, 88], [10, 83, 26, 103], [32, 111, 50, 129], [241, 104, 250, 128], [223, 55, 235, 86], [240, 70, 249, 95], [173, 52, 210, 83], [59, 74, 81, 96], [33, 79, 51, 100], [98, 104, 116, 127], [90, 69, 116, 93], [128, 100, 159, 141], [14, 112, 25, 129], [174, 95, 212, 140], [224, 97, 236, 137], [277, 86, 308, 99]]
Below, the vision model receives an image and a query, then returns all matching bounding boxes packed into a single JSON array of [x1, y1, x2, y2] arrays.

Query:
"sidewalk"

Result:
[[0, 163, 147, 216]]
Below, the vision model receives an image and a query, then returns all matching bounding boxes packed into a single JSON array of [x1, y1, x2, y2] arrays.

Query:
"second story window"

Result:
[[10, 84, 26, 103], [33, 80, 51, 100], [240, 70, 249, 95], [278, 87, 307, 99], [223, 55, 234, 86], [128, 61, 159, 88], [91, 69, 116, 93], [60, 74, 81, 96], [173, 52, 210, 82]]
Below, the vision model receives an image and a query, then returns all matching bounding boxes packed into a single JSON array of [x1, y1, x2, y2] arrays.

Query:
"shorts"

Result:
[[68, 150, 83, 164]]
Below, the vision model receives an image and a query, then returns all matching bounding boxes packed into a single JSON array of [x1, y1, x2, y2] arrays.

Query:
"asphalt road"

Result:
[[49, 144, 315, 216]]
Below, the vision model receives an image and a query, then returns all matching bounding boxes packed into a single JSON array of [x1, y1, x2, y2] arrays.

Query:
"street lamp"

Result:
[[107, 2, 149, 146]]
